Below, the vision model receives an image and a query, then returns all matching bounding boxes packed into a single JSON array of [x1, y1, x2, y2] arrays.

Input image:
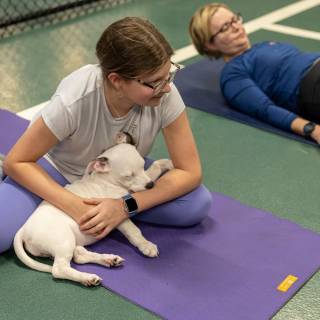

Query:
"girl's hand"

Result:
[[79, 198, 128, 240]]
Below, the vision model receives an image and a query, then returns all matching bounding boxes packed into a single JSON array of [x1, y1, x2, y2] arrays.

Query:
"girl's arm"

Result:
[[4, 116, 92, 221], [132, 110, 202, 211]]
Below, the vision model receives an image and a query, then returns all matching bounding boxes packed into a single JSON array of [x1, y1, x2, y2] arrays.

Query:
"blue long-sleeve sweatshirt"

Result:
[[220, 42, 320, 131]]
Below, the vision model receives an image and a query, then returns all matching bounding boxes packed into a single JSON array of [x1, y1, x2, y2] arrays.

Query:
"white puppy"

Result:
[[14, 133, 173, 286]]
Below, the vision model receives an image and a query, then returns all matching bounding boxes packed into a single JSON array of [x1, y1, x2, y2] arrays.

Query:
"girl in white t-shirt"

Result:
[[1, 17, 212, 253]]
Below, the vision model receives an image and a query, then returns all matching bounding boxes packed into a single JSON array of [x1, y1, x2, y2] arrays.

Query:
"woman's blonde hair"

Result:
[[96, 17, 173, 78], [189, 3, 230, 59]]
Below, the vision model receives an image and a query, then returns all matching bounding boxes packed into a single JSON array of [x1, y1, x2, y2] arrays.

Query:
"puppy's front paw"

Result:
[[156, 159, 174, 172], [102, 254, 124, 267], [138, 241, 159, 258]]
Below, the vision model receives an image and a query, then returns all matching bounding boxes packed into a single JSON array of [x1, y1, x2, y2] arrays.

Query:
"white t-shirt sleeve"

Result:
[[160, 83, 186, 128], [40, 95, 76, 141]]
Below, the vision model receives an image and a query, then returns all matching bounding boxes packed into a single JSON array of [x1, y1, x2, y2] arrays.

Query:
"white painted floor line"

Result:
[[263, 24, 320, 41], [17, 0, 320, 119], [243, 0, 320, 34], [173, 45, 198, 64]]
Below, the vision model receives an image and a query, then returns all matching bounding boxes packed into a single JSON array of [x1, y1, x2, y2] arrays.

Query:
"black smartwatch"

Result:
[[303, 122, 316, 138], [122, 194, 138, 218]]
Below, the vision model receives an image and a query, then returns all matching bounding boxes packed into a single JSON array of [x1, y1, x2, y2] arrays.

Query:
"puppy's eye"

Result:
[[123, 172, 134, 179]]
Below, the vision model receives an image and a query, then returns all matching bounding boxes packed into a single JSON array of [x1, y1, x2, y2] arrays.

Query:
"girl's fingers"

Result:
[[83, 222, 106, 235], [79, 208, 99, 226], [94, 226, 113, 240]]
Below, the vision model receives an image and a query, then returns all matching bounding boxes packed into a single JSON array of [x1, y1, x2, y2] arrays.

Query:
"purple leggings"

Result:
[[0, 158, 212, 253]]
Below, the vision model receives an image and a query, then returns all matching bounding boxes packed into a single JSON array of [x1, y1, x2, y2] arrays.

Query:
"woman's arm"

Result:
[[3, 116, 91, 221], [222, 75, 297, 131], [222, 75, 320, 143]]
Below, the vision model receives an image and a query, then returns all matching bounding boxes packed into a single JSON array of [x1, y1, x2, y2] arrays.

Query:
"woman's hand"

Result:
[[311, 125, 320, 144], [79, 198, 128, 240], [291, 118, 320, 144]]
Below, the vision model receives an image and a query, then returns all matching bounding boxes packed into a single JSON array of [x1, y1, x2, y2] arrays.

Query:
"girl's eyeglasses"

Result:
[[126, 61, 181, 95]]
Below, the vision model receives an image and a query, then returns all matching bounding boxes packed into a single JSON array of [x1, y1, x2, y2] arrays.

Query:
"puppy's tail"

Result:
[[14, 228, 52, 273]]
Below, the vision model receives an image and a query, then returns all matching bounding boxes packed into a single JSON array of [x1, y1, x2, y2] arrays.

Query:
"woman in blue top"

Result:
[[189, 3, 320, 143]]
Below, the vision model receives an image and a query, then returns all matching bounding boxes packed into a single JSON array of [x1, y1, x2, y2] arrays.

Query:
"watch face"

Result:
[[304, 122, 316, 136], [125, 197, 138, 212]]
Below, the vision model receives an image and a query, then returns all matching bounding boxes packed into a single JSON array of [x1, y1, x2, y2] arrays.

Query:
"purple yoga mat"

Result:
[[1, 109, 320, 319], [74, 192, 320, 320]]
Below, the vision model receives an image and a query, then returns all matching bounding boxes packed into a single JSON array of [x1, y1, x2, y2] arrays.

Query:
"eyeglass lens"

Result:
[[210, 13, 242, 42], [152, 64, 180, 94]]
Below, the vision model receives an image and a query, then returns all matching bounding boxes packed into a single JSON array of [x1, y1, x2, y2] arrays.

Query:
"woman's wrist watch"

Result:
[[122, 194, 138, 218], [303, 122, 316, 138]]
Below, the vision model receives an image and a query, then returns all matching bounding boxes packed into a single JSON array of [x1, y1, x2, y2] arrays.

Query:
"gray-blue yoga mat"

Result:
[[174, 58, 317, 146], [74, 192, 320, 320]]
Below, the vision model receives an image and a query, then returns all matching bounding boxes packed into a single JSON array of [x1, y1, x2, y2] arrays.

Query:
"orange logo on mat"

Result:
[[277, 275, 298, 292]]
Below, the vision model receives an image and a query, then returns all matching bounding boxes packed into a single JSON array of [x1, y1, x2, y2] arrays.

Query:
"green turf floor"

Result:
[[1, 0, 320, 319]]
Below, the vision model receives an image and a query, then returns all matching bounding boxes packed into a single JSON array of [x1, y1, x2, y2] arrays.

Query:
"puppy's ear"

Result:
[[85, 157, 110, 175], [115, 131, 135, 145]]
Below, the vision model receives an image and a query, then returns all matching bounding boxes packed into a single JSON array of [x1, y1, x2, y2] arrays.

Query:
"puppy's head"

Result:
[[85, 140, 153, 192]]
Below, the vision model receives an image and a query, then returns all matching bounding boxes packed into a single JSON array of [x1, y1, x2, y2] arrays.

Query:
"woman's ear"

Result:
[[205, 40, 217, 53]]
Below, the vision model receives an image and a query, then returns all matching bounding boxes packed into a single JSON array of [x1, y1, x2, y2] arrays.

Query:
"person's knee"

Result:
[[0, 178, 37, 254], [0, 244, 11, 254], [0, 232, 12, 254], [178, 186, 213, 227]]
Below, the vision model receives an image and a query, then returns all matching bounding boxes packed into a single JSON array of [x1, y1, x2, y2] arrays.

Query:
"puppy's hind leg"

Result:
[[73, 246, 124, 268], [52, 256, 102, 287], [51, 242, 102, 287]]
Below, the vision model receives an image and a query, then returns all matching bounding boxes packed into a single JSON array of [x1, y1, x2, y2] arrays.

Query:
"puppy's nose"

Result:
[[145, 181, 154, 189]]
